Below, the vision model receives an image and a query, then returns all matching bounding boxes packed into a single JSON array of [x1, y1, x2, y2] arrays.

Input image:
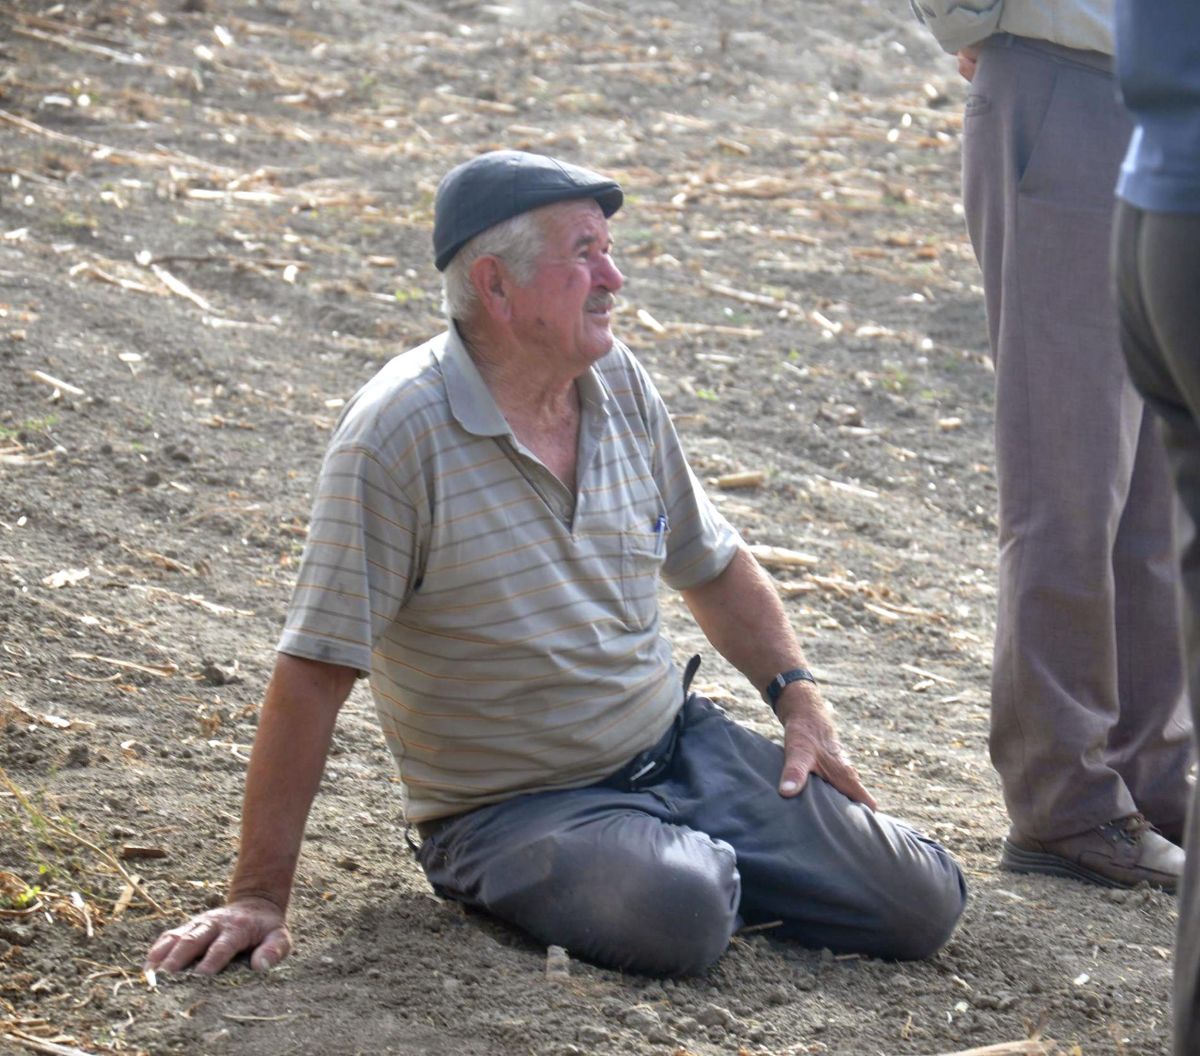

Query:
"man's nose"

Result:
[[596, 255, 624, 292]]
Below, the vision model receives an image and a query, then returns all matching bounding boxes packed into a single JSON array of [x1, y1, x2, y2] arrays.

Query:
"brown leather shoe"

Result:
[[1149, 819, 1187, 849], [1000, 814, 1183, 893]]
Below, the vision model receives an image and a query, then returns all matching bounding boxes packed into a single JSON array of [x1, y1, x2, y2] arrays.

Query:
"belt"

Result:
[[985, 32, 1113, 74], [600, 653, 700, 792], [416, 817, 451, 841]]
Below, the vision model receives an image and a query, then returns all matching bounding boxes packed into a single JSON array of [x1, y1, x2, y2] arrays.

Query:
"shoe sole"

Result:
[[999, 839, 1175, 892]]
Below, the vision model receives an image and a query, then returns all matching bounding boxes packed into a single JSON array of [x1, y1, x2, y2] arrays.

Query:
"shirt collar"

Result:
[[435, 324, 510, 437], [435, 324, 615, 435]]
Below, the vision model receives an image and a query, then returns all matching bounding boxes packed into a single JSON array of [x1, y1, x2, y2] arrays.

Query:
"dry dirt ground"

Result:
[[0, 1, 1179, 1054]]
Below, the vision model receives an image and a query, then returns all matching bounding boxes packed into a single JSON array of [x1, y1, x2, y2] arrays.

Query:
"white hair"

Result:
[[441, 209, 546, 323]]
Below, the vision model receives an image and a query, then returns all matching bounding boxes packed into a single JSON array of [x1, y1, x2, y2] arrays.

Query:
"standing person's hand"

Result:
[[776, 685, 878, 810], [957, 44, 982, 81], [144, 896, 291, 975]]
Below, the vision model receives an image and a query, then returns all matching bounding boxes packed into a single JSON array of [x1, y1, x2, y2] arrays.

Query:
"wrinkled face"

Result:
[[509, 199, 624, 372]]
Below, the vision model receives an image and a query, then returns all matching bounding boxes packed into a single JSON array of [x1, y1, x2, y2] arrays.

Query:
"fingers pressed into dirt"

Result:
[[193, 930, 253, 976], [145, 920, 217, 973], [249, 928, 292, 972], [146, 901, 290, 975]]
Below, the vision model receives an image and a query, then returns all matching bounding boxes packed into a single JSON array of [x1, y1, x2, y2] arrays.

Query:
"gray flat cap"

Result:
[[433, 150, 623, 271]]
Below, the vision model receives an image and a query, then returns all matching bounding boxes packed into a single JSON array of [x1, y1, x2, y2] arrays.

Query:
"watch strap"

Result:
[[763, 668, 818, 713]]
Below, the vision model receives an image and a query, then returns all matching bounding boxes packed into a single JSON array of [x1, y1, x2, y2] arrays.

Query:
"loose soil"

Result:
[[0, 2, 1177, 1054]]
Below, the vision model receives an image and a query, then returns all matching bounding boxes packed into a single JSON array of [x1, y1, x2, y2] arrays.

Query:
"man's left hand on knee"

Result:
[[776, 684, 877, 809]]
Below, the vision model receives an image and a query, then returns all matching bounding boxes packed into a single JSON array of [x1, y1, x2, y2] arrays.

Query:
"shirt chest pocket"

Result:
[[620, 514, 667, 630], [584, 427, 667, 630]]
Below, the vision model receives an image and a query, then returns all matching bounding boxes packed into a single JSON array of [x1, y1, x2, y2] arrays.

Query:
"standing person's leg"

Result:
[[663, 696, 967, 960], [962, 38, 1154, 845], [1108, 407, 1193, 842], [1114, 200, 1200, 1056]]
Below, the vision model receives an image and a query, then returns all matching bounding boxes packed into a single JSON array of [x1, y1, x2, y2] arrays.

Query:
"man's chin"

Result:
[[581, 327, 615, 361]]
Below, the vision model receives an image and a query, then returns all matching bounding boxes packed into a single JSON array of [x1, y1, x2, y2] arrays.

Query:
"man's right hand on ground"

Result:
[[144, 896, 291, 975], [141, 653, 352, 976]]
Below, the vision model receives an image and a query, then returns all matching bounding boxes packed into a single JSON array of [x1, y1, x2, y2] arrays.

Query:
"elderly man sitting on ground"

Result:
[[145, 150, 966, 979]]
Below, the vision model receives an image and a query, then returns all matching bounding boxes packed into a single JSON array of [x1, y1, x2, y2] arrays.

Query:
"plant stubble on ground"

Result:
[[0, 1, 1178, 1054]]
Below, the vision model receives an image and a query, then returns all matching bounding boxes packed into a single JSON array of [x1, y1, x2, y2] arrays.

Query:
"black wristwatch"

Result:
[[762, 668, 818, 714]]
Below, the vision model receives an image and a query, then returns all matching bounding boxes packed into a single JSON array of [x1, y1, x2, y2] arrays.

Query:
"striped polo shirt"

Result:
[[278, 325, 740, 821]]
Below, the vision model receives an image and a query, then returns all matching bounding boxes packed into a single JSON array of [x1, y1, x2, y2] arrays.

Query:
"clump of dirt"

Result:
[[0, 2, 1175, 1054]]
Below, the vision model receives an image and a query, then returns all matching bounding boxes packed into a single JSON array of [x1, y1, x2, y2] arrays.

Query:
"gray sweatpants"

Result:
[[962, 34, 1192, 841], [417, 692, 966, 976]]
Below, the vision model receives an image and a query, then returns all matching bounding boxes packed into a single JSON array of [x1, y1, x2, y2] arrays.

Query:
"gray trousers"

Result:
[[1114, 202, 1200, 1056], [417, 693, 966, 977], [962, 35, 1192, 841]]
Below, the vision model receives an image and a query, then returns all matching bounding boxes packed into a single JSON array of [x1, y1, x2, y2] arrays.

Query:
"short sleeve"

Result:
[[277, 440, 419, 674]]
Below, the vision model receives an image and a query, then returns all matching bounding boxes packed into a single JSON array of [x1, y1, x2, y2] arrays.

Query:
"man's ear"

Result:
[[470, 256, 513, 323]]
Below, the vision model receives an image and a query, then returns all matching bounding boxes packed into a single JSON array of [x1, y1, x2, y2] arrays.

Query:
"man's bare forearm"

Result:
[[681, 546, 875, 806], [680, 546, 809, 690], [227, 653, 356, 909]]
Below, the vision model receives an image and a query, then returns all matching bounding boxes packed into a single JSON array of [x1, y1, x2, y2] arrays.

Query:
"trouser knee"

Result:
[[630, 845, 741, 976], [489, 827, 741, 977], [875, 845, 967, 961]]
